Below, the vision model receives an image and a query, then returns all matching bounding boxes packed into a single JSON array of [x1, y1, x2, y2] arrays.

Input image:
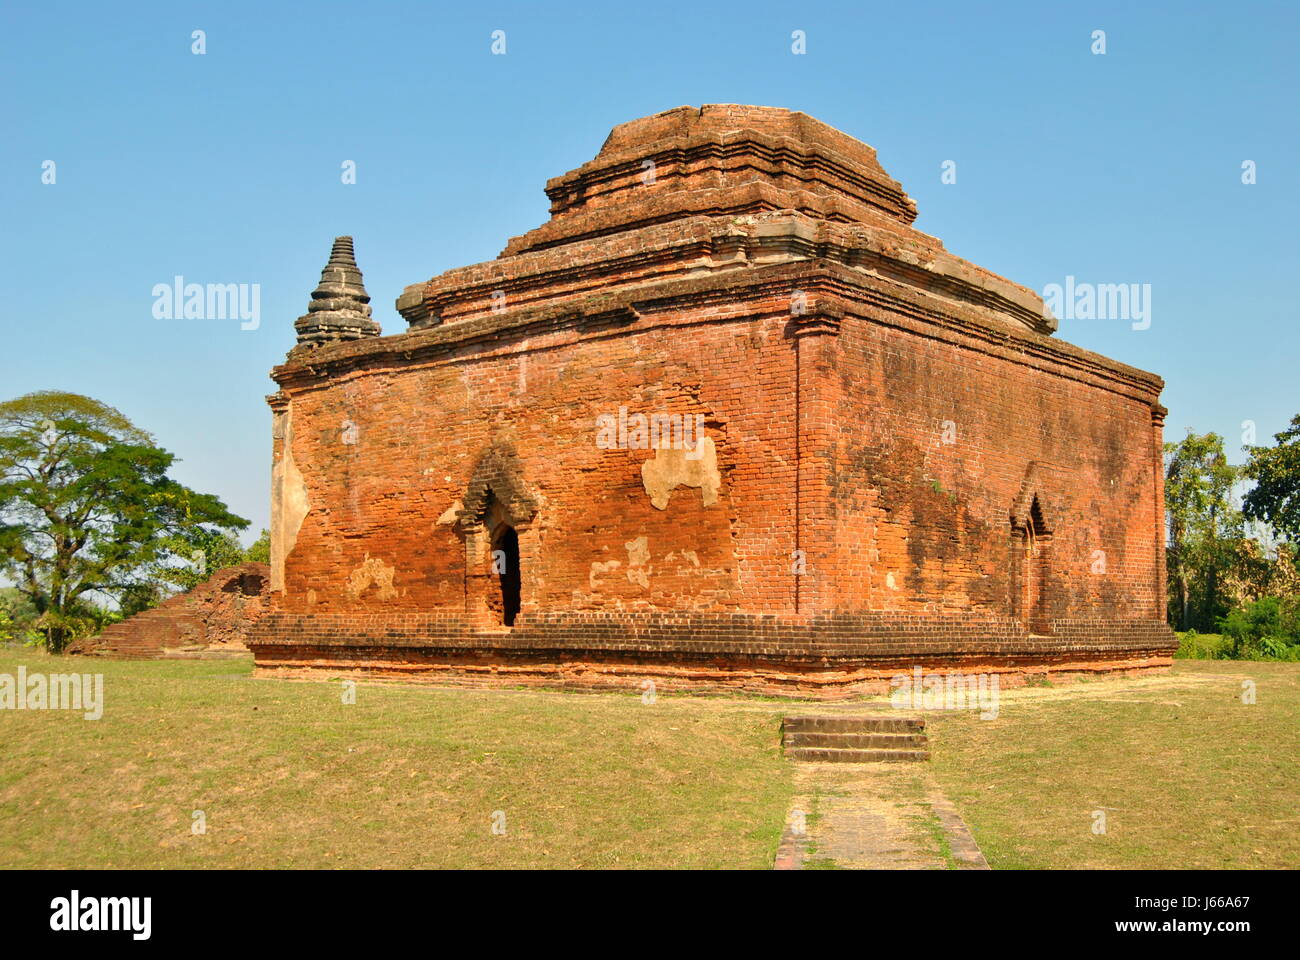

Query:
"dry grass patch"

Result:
[[926, 661, 1299, 869], [0, 651, 792, 868], [6, 652, 1292, 870]]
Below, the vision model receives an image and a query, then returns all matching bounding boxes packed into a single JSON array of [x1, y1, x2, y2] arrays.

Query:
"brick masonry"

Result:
[[249, 105, 1175, 696], [73, 562, 270, 660]]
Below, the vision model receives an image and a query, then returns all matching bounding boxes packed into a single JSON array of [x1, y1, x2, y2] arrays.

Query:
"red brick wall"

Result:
[[273, 285, 1164, 632], [277, 299, 802, 620], [827, 306, 1164, 624]]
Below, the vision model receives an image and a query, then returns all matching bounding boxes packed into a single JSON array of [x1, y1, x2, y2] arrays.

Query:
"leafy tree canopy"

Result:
[[245, 528, 270, 563], [1243, 414, 1300, 543], [0, 391, 248, 651], [1164, 431, 1243, 631]]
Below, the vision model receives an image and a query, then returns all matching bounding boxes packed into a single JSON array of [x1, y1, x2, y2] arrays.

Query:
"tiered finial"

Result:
[[294, 236, 381, 348]]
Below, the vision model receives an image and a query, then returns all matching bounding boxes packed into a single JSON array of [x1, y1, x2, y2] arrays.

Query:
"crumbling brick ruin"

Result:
[[248, 105, 1175, 697], [73, 562, 270, 660]]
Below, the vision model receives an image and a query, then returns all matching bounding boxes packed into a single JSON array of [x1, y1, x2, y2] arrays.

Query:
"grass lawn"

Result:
[[0, 651, 791, 868], [926, 661, 1300, 869], [2, 651, 1296, 869]]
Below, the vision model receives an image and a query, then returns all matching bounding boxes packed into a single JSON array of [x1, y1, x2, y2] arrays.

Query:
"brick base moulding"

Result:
[[247, 612, 1176, 699]]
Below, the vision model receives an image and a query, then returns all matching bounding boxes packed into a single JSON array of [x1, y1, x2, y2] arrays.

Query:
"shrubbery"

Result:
[[1176, 596, 1300, 661], [0, 596, 42, 647], [1218, 596, 1300, 660]]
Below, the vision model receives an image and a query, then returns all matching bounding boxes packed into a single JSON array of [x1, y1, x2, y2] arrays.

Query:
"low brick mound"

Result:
[[70, 562, 270, 660]]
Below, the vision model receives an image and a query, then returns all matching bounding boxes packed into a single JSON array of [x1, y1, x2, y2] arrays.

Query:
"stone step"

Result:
[[782, 715, 925, 735], [785, 747, 930, 764], [782, 731, 928, 750]]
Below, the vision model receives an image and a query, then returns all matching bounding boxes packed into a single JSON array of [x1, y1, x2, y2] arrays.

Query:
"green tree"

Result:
[[0, 391, 248, 652], [0, 587, 41, 646], [244, 528, 271, 563], [1243, 414, 1300, 543], [161, 528, 246, 593], [0, 604, 16, 644], [159, 528, 270, 593], [1165, 431, 1243, 631]]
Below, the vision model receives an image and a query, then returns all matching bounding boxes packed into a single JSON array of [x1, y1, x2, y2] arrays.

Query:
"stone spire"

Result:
[[294, 236, 381, 349]]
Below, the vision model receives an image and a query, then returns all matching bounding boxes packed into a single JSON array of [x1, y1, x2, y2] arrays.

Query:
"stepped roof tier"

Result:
[[395, 104, 1054, 338]]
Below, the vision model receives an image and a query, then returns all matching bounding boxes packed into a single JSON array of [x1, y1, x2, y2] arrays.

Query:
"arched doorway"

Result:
[[1010, 465, 1056, 636], [456, 445, 538, 628], [1022, 496, 1051, 635], [492, 524, 521, 627]]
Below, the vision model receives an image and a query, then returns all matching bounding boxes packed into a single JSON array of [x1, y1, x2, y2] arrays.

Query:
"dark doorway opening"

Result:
[[493, 525, 521, 627], [1022, 495, 1052, 635]]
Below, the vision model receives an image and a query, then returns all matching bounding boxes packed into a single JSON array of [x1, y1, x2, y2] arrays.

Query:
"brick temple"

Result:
[[248, 104, 1176, 696]]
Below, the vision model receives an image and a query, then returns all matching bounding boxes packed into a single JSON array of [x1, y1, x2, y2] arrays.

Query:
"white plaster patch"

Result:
[[625, 536, 651, 587], [270, 403, 311, 594], [640, 436, 721, 510], [346, 554, 398, 601]]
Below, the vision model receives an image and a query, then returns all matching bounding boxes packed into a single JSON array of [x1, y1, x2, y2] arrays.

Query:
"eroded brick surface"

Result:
[[73, 563, 270, 660], [250, 105, 1174, 694]]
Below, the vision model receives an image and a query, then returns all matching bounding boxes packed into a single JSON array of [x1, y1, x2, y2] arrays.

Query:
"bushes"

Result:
[[1177, 597, 1300, 661], [1219, 595, 1300, 657], [1174, 630, 1231, 660], [0, 598, 42, 648]]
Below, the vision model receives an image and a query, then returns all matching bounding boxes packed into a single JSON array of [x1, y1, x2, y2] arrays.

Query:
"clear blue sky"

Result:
[[3, 0, 1296, 539]]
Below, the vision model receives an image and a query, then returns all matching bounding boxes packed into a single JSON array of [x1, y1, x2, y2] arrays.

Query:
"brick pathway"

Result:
[[775, 764, 989, 870]]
